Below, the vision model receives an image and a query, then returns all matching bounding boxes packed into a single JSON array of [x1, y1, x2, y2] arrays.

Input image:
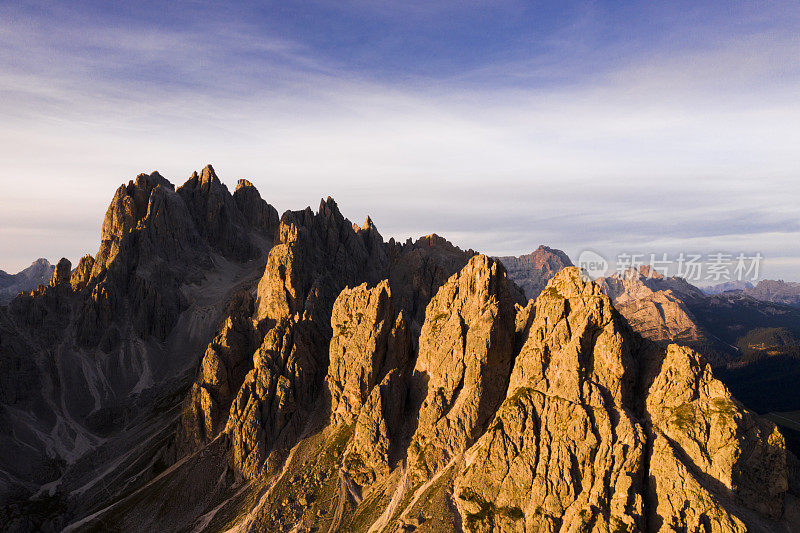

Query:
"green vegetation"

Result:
[[325, 424, 353, 463], [343, 450, 374, 486], [709, 397, 737, 423], [672, 402, 697, 429], [344, 450, 365, 472], [507, 386, 535, 408], [459, 487, 524, 530], [735, 327, 800, 361], [336, 319, 351, 336], [540, 286, 562, 300], [611, 516, 632, 533], [349, 482, 391, 532], [673, 397, 737, 429], [489, 416, 504, 432], [400, 465, 458, 532]]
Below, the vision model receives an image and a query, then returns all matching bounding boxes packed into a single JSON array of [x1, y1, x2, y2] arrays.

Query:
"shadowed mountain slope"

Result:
[[1, 167, 798, 532], [0, 259, 55, 305]]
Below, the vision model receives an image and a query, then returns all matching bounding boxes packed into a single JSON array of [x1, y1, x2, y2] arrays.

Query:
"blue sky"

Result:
[[1, 1, 799, 281]]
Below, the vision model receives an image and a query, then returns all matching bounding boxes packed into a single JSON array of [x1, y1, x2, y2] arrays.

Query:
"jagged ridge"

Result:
[[1, 165, 797, 533]]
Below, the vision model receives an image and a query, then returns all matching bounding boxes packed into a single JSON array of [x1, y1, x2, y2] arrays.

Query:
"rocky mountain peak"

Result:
[[409, 254, 518, 480], [69, 254, 95, 291], [5, 167, 799, 533], [589, 267, 710, 347], [412, 233, 453, 249], [31, 257, 51, 269], [177, 166, 261, 261], [454, 266, 796, 531], [198, 164, 218, 188], [49, 258, 71, 287], [318, 195, 340, 219], [362, 215, 375, 231], [232, 177, 279, 237], [326, 280, 406, 423], [496, 244, 574, 299], [508, 266, 631, 403], [702, 279, 755, 295], [235, 178, 254, 191], [743, 279, 800, 307], [637, 264, 664, 279], [0, 258, 55, 304]]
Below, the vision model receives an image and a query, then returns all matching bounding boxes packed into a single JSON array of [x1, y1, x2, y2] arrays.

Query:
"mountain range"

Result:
[[500, 255, 800, 419], [2, 165, 799, 532], [0, 259, 55, 305]]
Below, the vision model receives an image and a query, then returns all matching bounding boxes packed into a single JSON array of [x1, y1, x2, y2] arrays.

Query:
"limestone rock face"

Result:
[[343, 369, 406, 485], [233, 178, 280, 238], [409, 255, 517, 481], [387, 233, 476, 330], [191, 202, 477, 486], [326, 280, 406, 422], [75, 165, 280, 350], [594, 267, 707, 348], [180, 291, 260, 450], [77, 173, 204, 347], [646, 431, 748, 533], [0, 307, 41, 407], [0, 258, 54, 304], [254, 198, 389, 322], [325, 281, 411, 485], [597, 266, 705, 305], [646, 344, 788, 521], [177, 165, 259, 262], [507, 267, 636, 403], [451, 268, 796, 533], [456, 267, 645, 532], [0, 258, 52, 290], [613, 290, 703, 343], [0, 166, 283, 530], [595, 267, 800, 369], [497, 245, 573, 299], [11, 168, 798, 532], [743, 279, 800, 308], [69, 255, 95, 291], [49, 258, 71, 287], [91, 171, 174, 277], [227, 198, 391, 479]]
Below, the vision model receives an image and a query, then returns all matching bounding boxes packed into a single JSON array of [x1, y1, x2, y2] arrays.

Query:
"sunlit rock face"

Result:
[[2, 167, 798, 533]]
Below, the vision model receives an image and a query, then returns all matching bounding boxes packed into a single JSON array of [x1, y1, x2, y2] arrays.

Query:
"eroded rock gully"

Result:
[[4, 165, 797, 533]]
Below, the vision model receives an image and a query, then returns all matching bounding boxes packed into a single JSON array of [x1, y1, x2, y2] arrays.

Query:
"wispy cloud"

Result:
[[0, 1, 798, 280]]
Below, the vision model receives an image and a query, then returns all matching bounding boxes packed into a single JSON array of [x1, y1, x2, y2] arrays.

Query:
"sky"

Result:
[[1, 0, 799, 283]]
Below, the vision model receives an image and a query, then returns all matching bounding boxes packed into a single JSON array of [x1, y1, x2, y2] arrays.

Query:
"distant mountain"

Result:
[[495, 245, 573, 298], [703, 279, 800, 308], [598, 265, 706, 303], [0, 258, 54, 304], [742, 279, 800, 307], [595, 267, 707, 346], [689, 291, 800, 348], [701, 280, 754, 294], [587, 268, 800, 422]]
